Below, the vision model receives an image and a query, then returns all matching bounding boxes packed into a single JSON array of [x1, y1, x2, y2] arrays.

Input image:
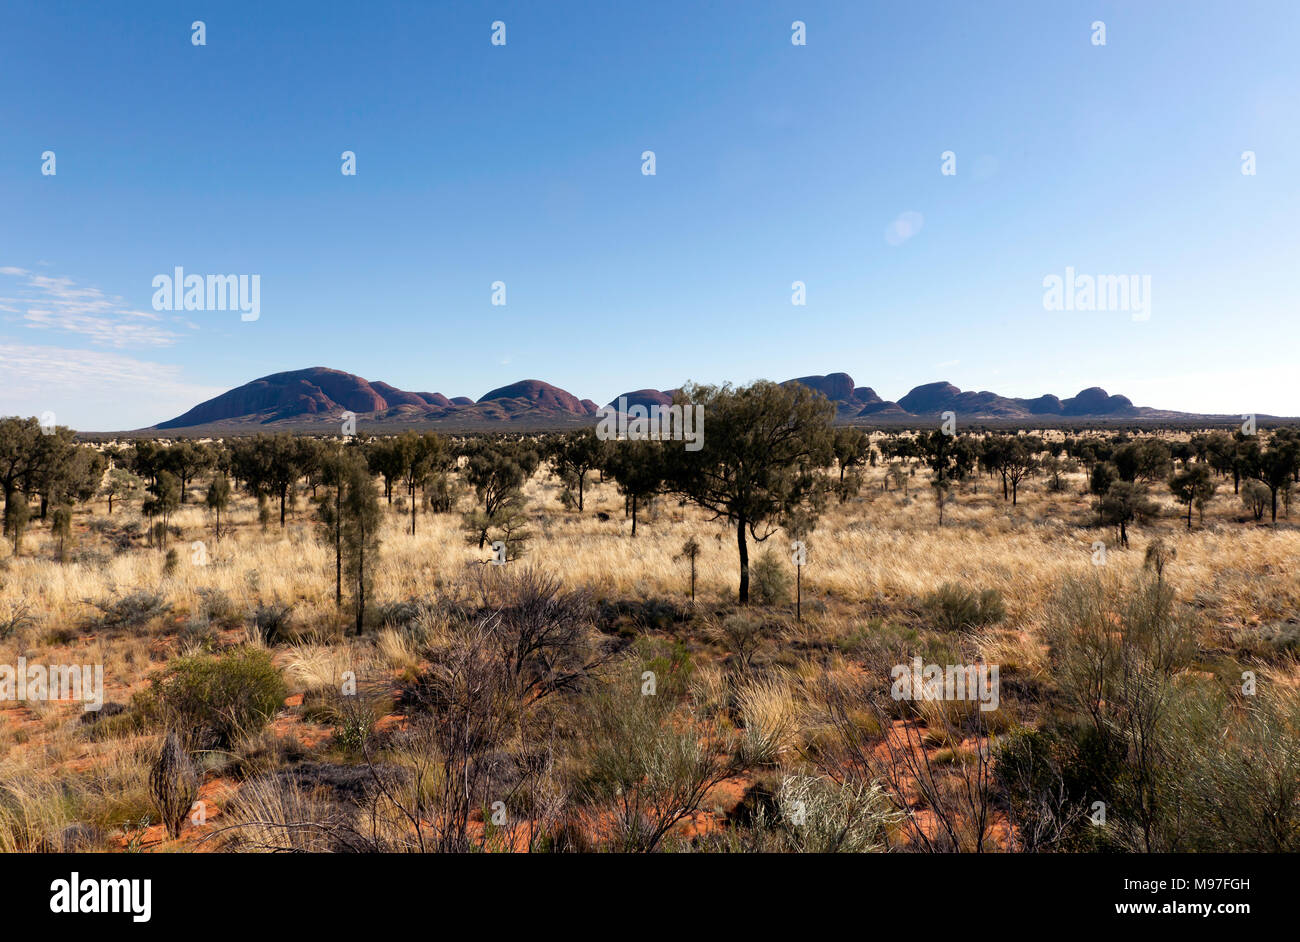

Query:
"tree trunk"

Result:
[[356, 528, 366, 636], [631, 494, 638, 537], [334, 494, 342, 609], [737, 517, 750, 605]]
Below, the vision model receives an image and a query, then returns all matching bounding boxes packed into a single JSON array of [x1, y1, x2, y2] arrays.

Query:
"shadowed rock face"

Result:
[[897, 381, 964, 414], [780, 374, 1156, 420], [857, 399, 908, 416], [156, 368, 390, 428], [854, 387, 883, 405], [477, 379, 597, 415], [788, 372, 857, 403], [782, 374, 902, 416], [1061, 387, 1135, 416], [156, 369, 599, 430], [607, 389, 676, 411], [152, 367, 1182, 432], [899, 384, 1023, 417], [369, 381, 439, 409], [1026, 394, 1064, 415], [882, 381, 1138, 419]]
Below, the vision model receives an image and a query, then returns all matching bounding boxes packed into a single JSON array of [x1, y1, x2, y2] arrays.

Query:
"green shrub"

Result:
[[83, 590, 172, 631], [1240, 480, 1270, 521], [832, 618, 920, 674], [577, 673, 734, 852], [197, 588, 239, 627], [750, 548, 791, 606], [143, 648, 286, 751], [994, 725, 1117, 851], [718, 613, 764, 672], [250, 602, 295, 645], [331, 696, 377, 755], [638, 638, 695, 701], [921, 583, 1006, 632], [1167, 689, 1300, 852]]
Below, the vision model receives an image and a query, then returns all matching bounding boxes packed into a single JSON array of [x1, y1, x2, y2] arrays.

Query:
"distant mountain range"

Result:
[[787, 374, 1149, 420], [145, 367, 1266, 434]]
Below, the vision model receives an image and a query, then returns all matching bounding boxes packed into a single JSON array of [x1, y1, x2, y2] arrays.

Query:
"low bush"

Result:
[[197, 588, 240, 627], [83, 590, 172, 631], [922, 583, 1006, 632], [250, 602, 295, 645], [141, 648, 286, 751], [750, 548, 791, 606]]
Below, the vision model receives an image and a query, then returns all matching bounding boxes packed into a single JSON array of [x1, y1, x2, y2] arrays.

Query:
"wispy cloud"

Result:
[[0, 266, 178, 347], [0, 343, 223, 430]]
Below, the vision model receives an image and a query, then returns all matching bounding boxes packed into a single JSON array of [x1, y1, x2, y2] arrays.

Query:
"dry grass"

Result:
[[2, 454, 1298, 852], [2, 465, 1297, 637]]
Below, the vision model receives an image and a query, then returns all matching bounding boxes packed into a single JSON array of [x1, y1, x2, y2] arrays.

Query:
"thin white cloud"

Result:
[[0, 267, 178, 347], [0, 343, 224, 431]]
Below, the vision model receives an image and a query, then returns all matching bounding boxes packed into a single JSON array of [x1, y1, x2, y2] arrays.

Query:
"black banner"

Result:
[[0, 852, 1277, 931]]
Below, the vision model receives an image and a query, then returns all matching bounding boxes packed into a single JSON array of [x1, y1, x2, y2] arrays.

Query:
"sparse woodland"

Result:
[[2, 386, 1299, 853]]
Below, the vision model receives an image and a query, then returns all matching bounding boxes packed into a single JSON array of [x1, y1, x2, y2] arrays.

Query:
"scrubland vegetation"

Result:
[[1, 383, 1299, 853]]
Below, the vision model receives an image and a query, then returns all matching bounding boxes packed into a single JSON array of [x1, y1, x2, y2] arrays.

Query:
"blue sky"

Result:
[[2, 0, 1298, 430]]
